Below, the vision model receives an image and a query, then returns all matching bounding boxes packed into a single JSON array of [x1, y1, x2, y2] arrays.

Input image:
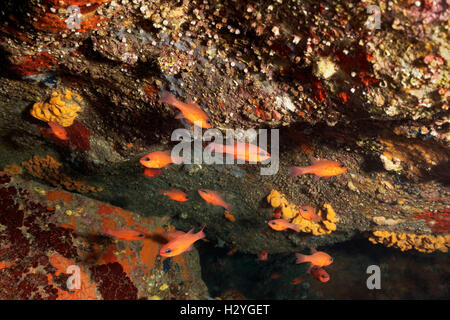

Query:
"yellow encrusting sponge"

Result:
[[31, 89, 83, 127], [267, 190, 338, 235]]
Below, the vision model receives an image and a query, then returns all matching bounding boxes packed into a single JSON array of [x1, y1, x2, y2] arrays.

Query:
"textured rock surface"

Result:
[[0, 172, 208, 299]]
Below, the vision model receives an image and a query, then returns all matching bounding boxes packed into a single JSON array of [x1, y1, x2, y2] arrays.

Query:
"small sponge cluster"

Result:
[[267, 190, 338, 235], [369, 230, 450, 253], [31, 89, 82, 127]]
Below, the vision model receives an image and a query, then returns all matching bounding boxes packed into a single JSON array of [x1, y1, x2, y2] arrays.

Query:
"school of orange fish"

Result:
[[50, 90, 348, 285]]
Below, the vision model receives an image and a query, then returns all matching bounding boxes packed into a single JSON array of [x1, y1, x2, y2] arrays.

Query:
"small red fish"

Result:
[[140, 150, 183, 169], [291, 277, 306, 285], [295, 248, 333, 268], [159, 226, 205, 257], [268, 219, 300, 232], [143, 168, 162, 178], [101, 228, 145, 241], [288, 156, 347, 180], [206, 141, 270, 162], [299, 206, 322, 222], [198, 189, 232, 211], [160, 90, 212, 128], [158, 189, 189, 202], [309, 266, 330, 283], [273, 207, 282, 219], [256, 250, 268, 261], [48, 121, 69, 140]]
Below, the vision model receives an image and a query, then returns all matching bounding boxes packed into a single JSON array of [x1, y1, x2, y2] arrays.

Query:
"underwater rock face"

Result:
[[0, 172, 208, 300], [0, 0, 449, 299]]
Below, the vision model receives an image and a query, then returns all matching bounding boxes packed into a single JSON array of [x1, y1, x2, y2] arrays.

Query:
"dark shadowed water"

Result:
[[198, 238, 450, 300]]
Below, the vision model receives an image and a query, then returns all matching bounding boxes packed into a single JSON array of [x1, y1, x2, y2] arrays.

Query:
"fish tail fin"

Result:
[[157, 189, 166, 195], [160, 90, 178, 107], [291, 223, 301, 232], [166, 150, 183, 164], [295, 253, 308, 264], [287, 166, 308, 177]]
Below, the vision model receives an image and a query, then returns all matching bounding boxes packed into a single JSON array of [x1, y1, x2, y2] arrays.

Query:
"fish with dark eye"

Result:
[[160, 90, 212, 128], [198, 189, 232, 211], [48, 121, 69, 140], [267, 219, 300, 232], [159, 226, 205, 257], [158, 189, 189, 202], [299, 206, 322, 222], [206, 141, 270, 162], [101, 228, 145, 241], [309, 266, 330, 283], [140, 150, 183, 169], [288, 156, 347, 181]]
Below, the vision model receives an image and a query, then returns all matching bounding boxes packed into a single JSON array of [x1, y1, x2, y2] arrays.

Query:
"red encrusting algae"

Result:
[[30, 0, 110, 34], [12, 52, 57, 76], [414, 208, 450, 233]]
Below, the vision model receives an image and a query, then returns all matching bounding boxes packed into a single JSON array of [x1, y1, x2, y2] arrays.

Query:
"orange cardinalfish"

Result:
[[143, 168, 162, 178], [288, 156, 347, 181], [295, 248, 333, 272], [101, 228, 145, 241], [309, 266, 330, 283], [159, 226, 205, 257], [160, 90, 212, 128], [48, 121, 69, 140], [140, 150, 183, 169], [268, 219, 300, 232], [299, 206, 322, 222], [256, 250, 268, 261], [206, 141, 270, 162], [198, 189, 232, 211], [158, 189, 189, 202]]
